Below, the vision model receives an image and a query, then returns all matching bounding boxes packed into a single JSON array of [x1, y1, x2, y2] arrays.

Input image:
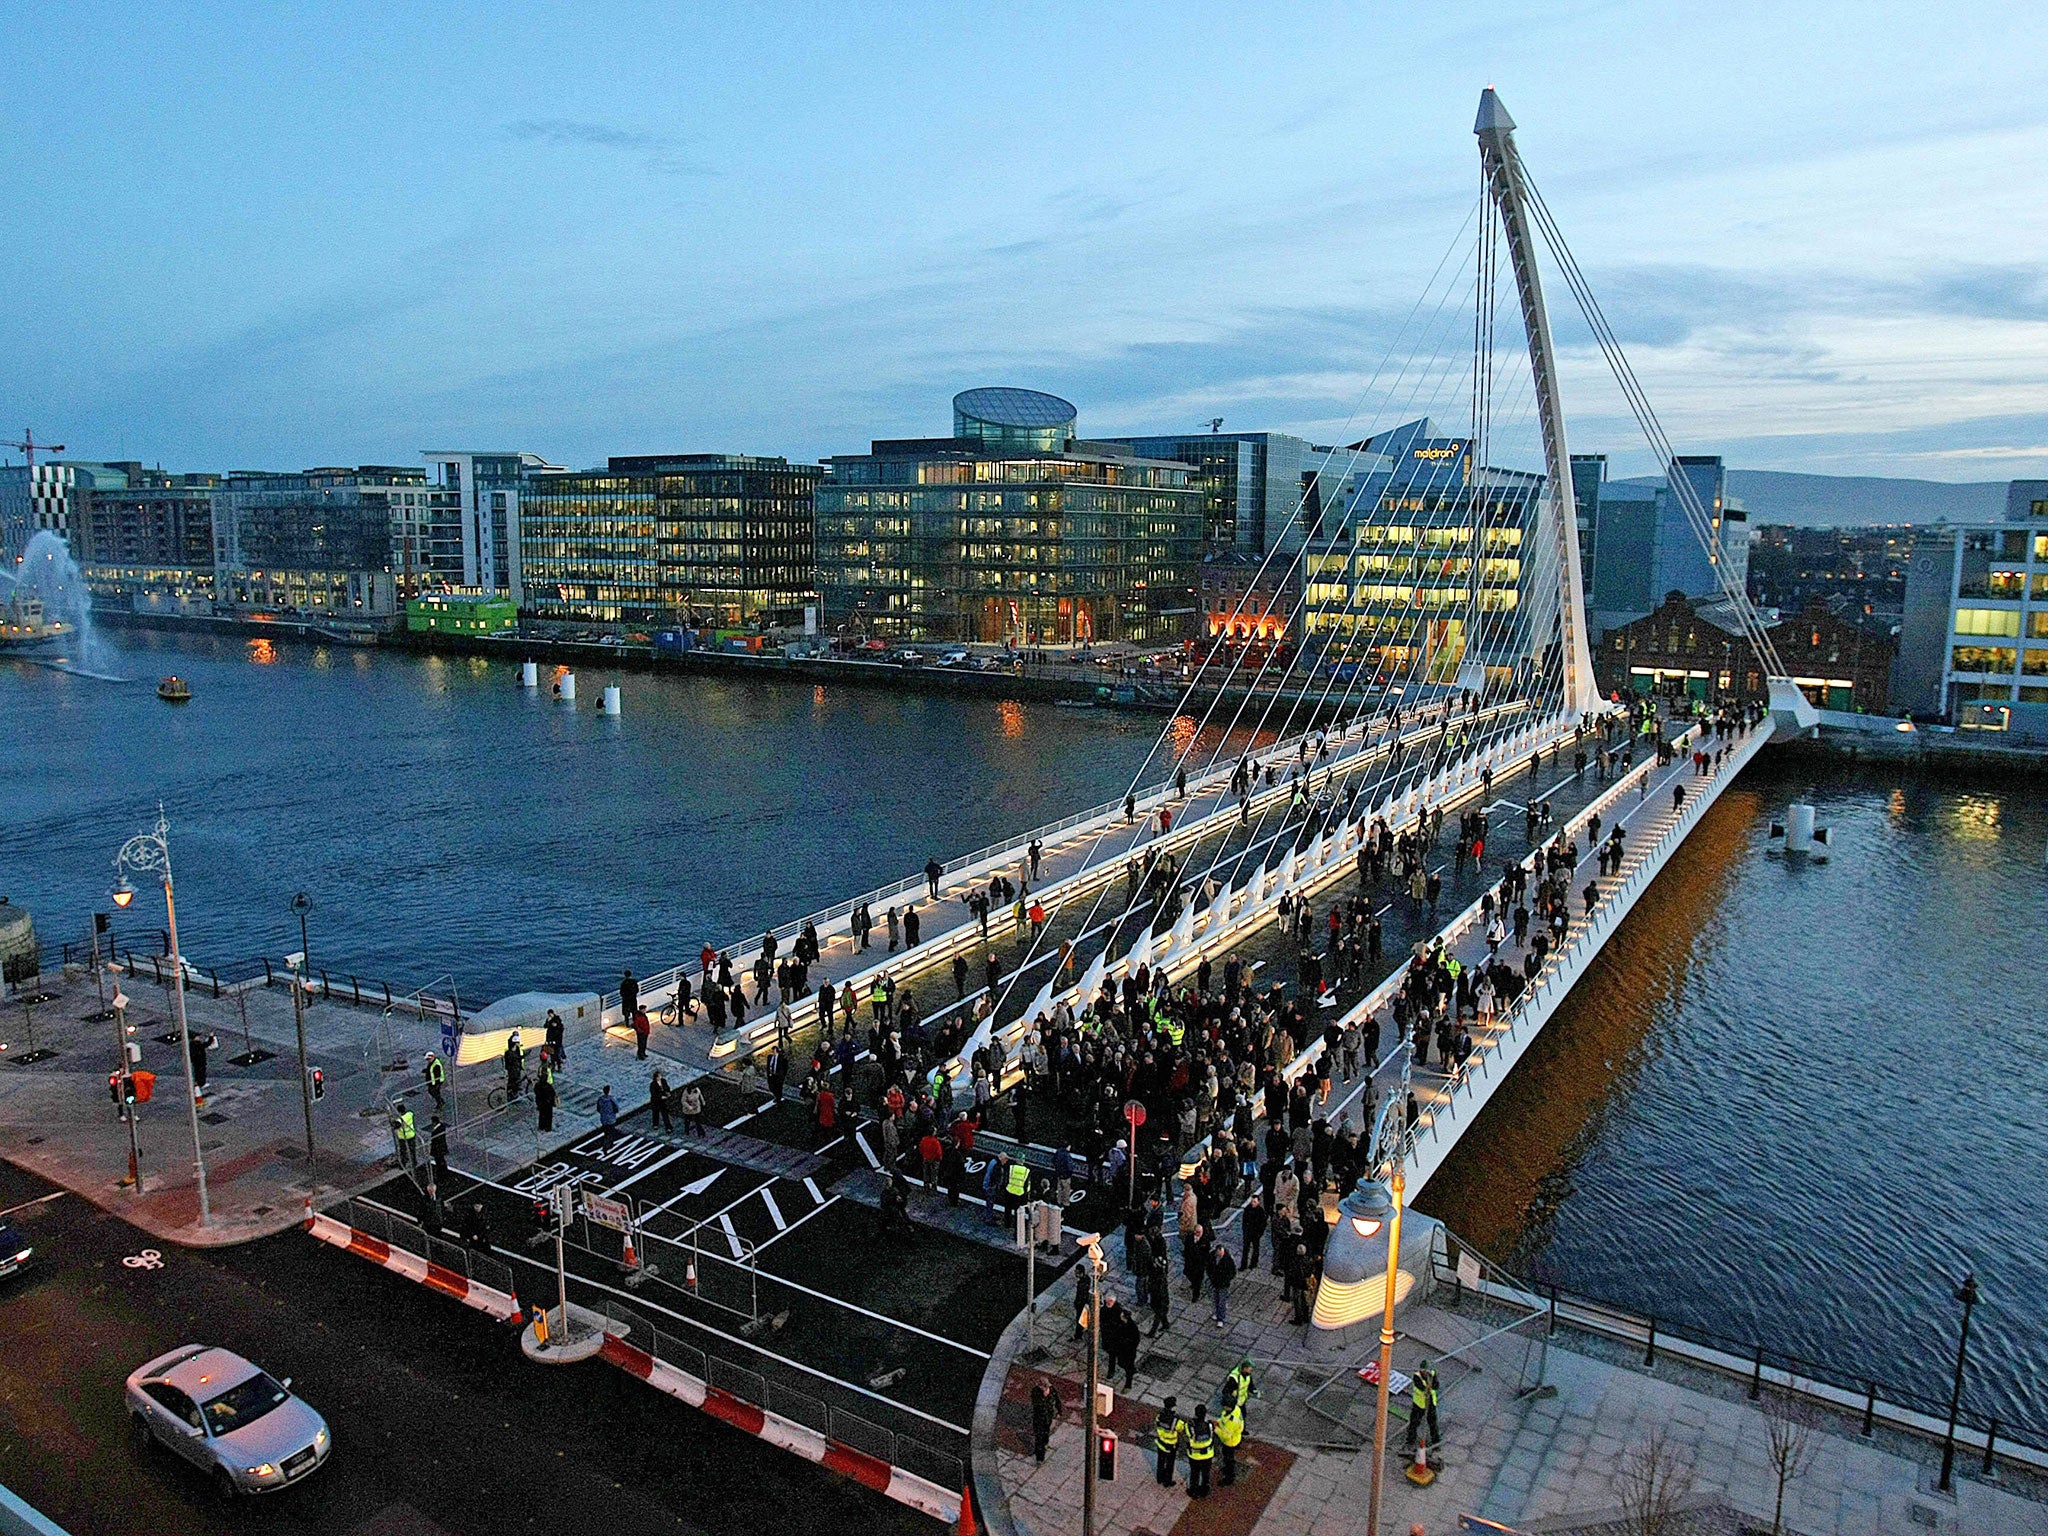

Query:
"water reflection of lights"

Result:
[[998, 701, 1025, 739], [814, 685, 828, 712], [247, 638, 277, 666], [1169, 715, 1197, 754], [1946, 795, 2002, 840]]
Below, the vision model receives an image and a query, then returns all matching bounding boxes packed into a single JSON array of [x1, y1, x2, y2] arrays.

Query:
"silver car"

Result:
[[126, 1345, 331, 1497]]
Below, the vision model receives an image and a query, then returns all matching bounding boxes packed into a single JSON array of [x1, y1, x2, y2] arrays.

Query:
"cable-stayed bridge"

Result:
[[550, 91, 1811, 1201]]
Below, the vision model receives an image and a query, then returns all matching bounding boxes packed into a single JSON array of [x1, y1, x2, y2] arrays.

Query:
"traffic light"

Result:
[[1097, 1429, 1117, 1481], [95, 912, 111, 935], [309, 1067, 325, 1102]]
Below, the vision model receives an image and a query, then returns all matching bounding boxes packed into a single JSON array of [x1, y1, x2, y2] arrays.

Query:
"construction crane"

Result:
[[3, 428, 64, 468]]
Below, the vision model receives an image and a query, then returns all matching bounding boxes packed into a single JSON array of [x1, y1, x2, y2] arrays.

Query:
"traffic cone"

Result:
[[1405, 1433, 1436, 1487], [622, 1233, 639, 1272], [685, 1257, 698, 1290], [954, 1485, 976, 1535]]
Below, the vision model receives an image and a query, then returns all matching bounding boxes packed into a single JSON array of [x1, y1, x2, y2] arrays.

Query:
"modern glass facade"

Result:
[[952, 388, 1077, 455], [1094, 431, 1325, 553], [517, 454, 819, 628], [1290, 420, 1536, 688], [814, 430, 1203, 644], [1580, 453, 1748, 636]]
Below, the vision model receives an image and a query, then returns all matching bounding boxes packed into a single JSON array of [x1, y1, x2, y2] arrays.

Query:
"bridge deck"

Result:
[[609, 698, 1552, 1058]]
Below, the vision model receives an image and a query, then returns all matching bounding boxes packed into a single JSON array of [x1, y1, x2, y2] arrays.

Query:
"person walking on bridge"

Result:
[[618, 968, 638, 1022], [925, 857, 943, 900]]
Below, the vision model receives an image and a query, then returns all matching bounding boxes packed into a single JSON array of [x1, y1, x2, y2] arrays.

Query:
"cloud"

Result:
[[505, 118, 717, 177]]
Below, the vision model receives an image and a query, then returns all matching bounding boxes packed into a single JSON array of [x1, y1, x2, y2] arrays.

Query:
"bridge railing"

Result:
[[944, 706, 1586, 1120], [1266, 711, 1715, 1132], [613, 694, 1523, 1053], [1424, 1221, 2048, 1480]]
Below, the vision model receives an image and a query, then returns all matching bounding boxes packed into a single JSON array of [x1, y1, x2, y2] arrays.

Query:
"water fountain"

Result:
[[4, 531, 122, 677]]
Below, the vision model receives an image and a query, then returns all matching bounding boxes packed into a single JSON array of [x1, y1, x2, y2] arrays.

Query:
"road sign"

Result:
[[583, 1193, 632, 1231], [1123, 1100, 1146, 1129], [440, 1019, 458, 1059]]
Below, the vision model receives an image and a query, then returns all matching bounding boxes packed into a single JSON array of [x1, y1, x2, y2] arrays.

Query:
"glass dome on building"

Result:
[[952, 387, 1078, 453]]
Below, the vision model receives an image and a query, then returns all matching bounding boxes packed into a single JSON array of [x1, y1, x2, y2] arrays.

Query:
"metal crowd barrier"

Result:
[[598, 1299, 964, 1495]]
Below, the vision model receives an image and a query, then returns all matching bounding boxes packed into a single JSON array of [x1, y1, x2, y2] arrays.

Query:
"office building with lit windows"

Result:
[[423, 451, 564, 602], [1279, 419, 1537, 688], [813, 389, 1203, 644], [516, 454, 819, 629], [1893, 500, 2048, 739], [211, 466, 433, 616]]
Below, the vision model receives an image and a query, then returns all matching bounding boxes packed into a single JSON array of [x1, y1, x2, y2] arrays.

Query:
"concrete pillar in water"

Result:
[[603, 684, 621, 716], [520, 660, 538, 688], [559, 672, 576, 703], [1785, 802, 1815, 853]]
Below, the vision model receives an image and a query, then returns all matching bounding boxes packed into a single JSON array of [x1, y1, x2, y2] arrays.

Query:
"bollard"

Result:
[[1749, 1343, 1764, 1399], [1983, 1419, 2000, 1481], [1644, 1318, 1657, 1367], [1860, 1382, 1876, 1436]]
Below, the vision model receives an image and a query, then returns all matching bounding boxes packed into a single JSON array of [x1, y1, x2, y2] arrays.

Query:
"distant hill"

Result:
[[1616, 469, 2007, 528]]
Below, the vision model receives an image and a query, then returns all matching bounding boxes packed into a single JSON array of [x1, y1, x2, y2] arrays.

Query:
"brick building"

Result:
[[1597, 590, 1895, 711]]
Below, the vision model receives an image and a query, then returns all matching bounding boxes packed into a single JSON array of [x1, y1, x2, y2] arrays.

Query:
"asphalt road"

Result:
[[0, 1162, 941, 1536]]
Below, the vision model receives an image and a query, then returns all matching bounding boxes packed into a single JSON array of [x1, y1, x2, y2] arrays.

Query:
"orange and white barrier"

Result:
[[599, 1332, 960, 1524], [305, 1208, 523, 1325]]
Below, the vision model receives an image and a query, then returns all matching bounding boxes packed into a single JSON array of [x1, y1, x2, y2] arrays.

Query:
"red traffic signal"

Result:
[[309, 1067, 325, 1101], [1097, 1429, 1117, 1480]]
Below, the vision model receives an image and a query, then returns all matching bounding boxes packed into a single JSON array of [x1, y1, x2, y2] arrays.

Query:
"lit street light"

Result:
[[112, 808, 209, 1227]]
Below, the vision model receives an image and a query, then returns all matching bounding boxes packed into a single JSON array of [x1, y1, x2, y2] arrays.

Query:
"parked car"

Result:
[[0, 1218, 30, 1279], [127, 1345, 330, 1498], [894, 649, 926, 666], [936, 647, 970, 667]]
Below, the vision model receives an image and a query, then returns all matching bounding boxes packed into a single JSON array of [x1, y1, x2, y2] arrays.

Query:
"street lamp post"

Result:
[[111, 986, 142, 1190], [1080, 1235, 1106, 1536], [288, 892, 317, 1164], [1364, 1164, 1406, 1536], [1938, 1273, 1980, 1493], [113, 808, 208, 1228], [292, 890, 312, 981]]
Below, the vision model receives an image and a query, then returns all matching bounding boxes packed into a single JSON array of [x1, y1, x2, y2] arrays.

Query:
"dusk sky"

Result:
[[5, 1, 2046, 479]]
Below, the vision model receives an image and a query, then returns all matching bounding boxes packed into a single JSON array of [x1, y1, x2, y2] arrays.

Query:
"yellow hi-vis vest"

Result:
[[1187, 1425, 1214, 1462], [1217, 1408, 1243, 1447], [425, 1057, 445, 1086], [1006, 1162, 1030, 1197], [1155, 1416, 1183, 1452], [394, 1109, 416, 1142]]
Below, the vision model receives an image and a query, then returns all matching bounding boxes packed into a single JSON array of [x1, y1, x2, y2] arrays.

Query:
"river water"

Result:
[[5, 630, 2046, 1436]]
